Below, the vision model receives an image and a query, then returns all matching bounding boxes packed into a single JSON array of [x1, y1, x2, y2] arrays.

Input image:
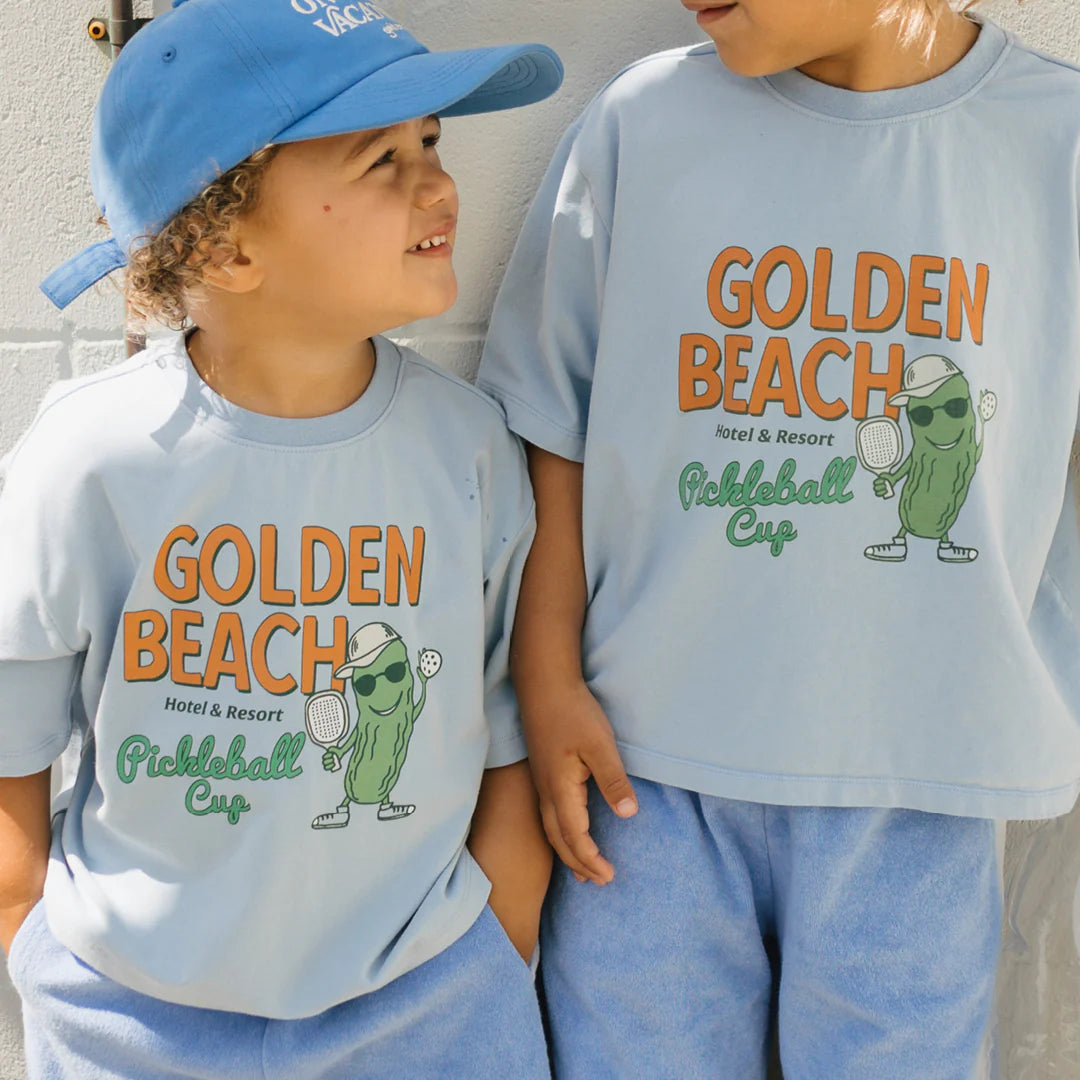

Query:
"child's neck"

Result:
[[186, 313, 378, 421], [798, 8, 980, 93]]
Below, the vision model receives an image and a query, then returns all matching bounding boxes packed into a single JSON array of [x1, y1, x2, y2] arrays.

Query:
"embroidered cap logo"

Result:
[[290, 0, 392, 39]]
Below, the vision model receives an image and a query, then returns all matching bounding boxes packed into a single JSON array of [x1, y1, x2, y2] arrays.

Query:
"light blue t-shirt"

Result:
[[478, 18, 1080, 820], [0, 333, 534, 1017]]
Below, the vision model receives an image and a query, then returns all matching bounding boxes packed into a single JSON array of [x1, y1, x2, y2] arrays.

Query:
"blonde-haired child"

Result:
[[479, 0, 1080, 1075]]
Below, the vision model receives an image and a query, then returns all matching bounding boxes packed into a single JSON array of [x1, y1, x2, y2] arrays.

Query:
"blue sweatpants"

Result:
[[8, 902, 549, 1080], [542, 779, 1000, 1080]]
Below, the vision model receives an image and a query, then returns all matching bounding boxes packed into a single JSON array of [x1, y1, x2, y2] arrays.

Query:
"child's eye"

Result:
[[368, 133, 438, 171]]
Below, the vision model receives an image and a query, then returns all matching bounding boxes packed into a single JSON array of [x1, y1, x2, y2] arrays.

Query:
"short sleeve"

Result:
[[0, 416, 91, 774], [477, 108, 615, 464], [478, 424, 536, 768]]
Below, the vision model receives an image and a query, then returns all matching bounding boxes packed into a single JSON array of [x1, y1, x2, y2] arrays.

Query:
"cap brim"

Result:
[[275, 44, 563, 143], [333, 637, 398, 679], [888, 374, 958, 407]]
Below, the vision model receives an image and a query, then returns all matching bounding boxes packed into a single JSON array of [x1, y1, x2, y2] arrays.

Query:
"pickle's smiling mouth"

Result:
[[928, 436, 961, 450], [370, 694, 403, 716]]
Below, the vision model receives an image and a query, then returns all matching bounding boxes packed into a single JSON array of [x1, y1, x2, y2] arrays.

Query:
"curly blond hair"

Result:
[[122, 145, 280, 330]]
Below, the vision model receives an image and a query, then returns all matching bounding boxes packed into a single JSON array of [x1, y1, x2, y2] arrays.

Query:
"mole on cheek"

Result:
[[322, 205, 332, 213]]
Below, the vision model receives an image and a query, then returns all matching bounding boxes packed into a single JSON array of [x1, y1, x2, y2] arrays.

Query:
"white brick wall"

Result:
[[0, 2, 1077, 1077]]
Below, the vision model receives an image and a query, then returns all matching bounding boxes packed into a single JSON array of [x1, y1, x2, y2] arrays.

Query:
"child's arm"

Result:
[[511, 447, 638, 887], [468, 760, 551, 961], [0, 768, 51, 953]]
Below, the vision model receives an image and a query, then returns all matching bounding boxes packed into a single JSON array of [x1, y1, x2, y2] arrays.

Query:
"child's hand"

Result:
[[514, 447, 636, 886], [523, 680, 637, 886]]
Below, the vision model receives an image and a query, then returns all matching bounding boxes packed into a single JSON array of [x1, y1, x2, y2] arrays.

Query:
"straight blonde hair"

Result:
[[877, 0, 983, 53]]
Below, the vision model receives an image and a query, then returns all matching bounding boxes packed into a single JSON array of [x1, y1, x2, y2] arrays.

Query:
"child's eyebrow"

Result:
[[343, 116, 442, 162], [344, 128, 391, 161]]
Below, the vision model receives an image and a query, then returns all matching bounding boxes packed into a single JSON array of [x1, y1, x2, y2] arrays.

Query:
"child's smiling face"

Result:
[[234, 115, 459, 338], [681, 0, 898, 78]]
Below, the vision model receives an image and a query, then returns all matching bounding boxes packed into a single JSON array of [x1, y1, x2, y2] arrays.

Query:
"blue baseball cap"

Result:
[[40, 0, 563, 310]]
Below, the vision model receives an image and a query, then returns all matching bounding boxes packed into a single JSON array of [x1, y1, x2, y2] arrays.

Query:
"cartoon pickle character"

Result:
[[864, 354, 997, 564], [310, 622, 442, 828]]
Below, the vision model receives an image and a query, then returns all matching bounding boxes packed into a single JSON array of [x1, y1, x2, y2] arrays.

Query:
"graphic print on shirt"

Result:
[[861, 355, 998, 563], [676, 246, 994, 558], [308, 621, 442, 828], [117, 523, 428, 825]]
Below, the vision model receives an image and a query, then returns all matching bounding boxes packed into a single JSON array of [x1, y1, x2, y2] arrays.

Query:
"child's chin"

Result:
[[712, 44, 783, 79], [407, 284, 459, 322]]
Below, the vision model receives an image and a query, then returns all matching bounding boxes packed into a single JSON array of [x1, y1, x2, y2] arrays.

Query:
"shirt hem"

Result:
[[476, 384, 586, 464], [486, 733, 528, 769], [0, 733, 72, 777], [47, 861, 493, 1020], [617, 743, 1080, 821]]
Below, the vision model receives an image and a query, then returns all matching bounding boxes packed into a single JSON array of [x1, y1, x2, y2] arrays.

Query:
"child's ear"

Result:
[[198, 231, 264, 294]]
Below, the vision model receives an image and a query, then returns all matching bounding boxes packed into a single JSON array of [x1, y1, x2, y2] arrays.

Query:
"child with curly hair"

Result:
[[0, 2, 562, 1077]]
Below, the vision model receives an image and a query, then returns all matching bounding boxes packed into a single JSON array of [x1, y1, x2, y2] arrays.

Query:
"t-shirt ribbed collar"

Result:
[[762, 16, 1009, 122], [158, 330, 402, 447]]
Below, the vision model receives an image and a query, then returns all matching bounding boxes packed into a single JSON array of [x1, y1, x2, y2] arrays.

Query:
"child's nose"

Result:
[[414, 163, 456, 209]]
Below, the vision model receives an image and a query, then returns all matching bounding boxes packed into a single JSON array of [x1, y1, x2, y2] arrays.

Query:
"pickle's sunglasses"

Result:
[[909, 397, 968, 427], [352, 662, 407, 697]]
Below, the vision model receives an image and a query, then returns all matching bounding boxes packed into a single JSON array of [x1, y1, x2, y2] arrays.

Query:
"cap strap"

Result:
[[40, 238, 126, 310]]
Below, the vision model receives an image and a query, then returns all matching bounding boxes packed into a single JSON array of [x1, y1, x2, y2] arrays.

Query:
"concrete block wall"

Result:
[[0, 1, 1077, 1077]]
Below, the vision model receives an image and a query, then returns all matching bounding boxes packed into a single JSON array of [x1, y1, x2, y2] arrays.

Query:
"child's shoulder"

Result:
[[606, 41, 719, 84], [390, 340, 529, 508], [565, 41, 748, 157], [1005, 32, 1080, 81], [996, 29, 1080, 105], [2, 346, 169, 481], [590, 41, 732, 112], [391, 338, 516, 435], [978, 30, 1080, 149], [35, 349, 160, 414]]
